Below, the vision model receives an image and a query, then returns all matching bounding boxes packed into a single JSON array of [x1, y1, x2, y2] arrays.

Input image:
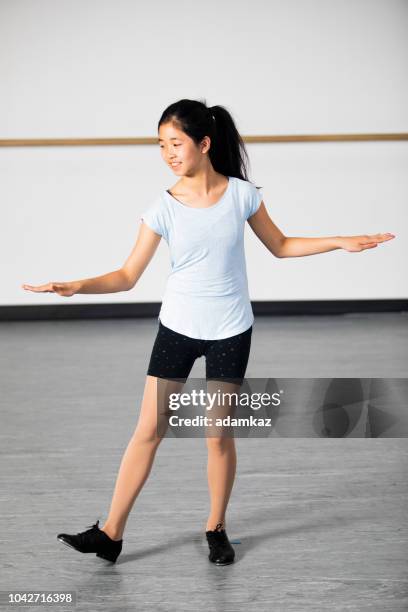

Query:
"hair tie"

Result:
[[211, 114, 215, 120]]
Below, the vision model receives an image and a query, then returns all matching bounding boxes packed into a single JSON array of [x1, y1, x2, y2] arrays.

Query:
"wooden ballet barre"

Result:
[[0, 133, 407, 147]]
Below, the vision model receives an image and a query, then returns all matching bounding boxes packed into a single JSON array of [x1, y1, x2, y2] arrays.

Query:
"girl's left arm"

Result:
[[247, 202, 395, 258]]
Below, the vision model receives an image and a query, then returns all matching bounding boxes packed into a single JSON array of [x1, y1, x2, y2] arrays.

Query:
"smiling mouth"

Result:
[[170, 162, 182, 167]]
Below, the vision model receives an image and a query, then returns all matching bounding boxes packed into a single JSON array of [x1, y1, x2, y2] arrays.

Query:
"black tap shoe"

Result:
[[57, 520, 122, 563], [205, 522, 235, 565]]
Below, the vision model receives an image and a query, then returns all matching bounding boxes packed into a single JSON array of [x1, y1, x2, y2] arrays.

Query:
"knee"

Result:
[[132, 429, 163, 447], [206, 436, 234, 453]]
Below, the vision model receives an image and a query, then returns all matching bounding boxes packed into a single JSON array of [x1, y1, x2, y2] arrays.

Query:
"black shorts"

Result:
[[147, 319, 253, 384]]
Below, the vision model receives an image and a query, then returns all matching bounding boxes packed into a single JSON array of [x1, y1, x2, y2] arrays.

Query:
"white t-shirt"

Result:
[[140, 175, 263, 340]]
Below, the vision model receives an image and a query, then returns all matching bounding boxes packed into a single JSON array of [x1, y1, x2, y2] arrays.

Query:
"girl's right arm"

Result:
[[21, 221, 162, 297]]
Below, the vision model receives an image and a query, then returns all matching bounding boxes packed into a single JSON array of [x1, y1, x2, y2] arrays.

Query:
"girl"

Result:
[[22, 99, 395, 565]]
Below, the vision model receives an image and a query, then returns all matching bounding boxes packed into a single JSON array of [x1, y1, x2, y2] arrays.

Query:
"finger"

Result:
[[22, 284, 54, 292], [362, 243, 378, 249], [370, 233, 395, 241], [367, 234, 395, 244]]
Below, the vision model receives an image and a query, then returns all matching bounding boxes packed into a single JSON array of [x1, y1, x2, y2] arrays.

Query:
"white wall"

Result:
[[1, 0, 407, 306]]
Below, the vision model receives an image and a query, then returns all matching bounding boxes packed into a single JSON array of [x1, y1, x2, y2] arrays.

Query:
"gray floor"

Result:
[[1, 312, 407, 612]]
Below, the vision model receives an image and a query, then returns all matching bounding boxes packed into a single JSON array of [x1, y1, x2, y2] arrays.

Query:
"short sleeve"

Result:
[[246, 182, 263, 220], [140, 197, 169, 242]]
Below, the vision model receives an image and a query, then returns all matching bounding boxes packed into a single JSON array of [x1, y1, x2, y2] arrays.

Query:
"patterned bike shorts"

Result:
[[147, 319, 253, 384]]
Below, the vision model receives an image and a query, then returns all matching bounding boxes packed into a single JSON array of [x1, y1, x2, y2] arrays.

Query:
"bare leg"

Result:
[[205, 436, 237, 531], [101, 375, 183, 540], [205, 381, 240, 531]]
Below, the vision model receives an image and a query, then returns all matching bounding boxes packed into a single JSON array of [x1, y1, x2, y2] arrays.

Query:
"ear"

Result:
[[201, 135, 211, 154]]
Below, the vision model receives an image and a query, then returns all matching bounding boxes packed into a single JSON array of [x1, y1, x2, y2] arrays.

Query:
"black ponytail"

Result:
[[158, 98, 261, 188]]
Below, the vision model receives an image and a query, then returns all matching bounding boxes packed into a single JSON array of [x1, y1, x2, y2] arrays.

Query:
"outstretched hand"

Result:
[[339, 233, 395, 252], [21, 281, 79, 297]]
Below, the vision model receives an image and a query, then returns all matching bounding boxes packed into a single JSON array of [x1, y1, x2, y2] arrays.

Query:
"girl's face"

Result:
[[158, 122, 210, 176]]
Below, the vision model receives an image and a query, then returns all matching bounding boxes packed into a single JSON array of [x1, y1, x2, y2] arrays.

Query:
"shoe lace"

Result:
[[208, 522, 225, 533], [76, 520, 101, 547], [206, 522, 228, 547], [84, 520, 100, 531]]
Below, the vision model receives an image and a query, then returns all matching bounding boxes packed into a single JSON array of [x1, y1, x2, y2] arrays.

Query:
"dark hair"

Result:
[[158, 98, 261, 188]]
